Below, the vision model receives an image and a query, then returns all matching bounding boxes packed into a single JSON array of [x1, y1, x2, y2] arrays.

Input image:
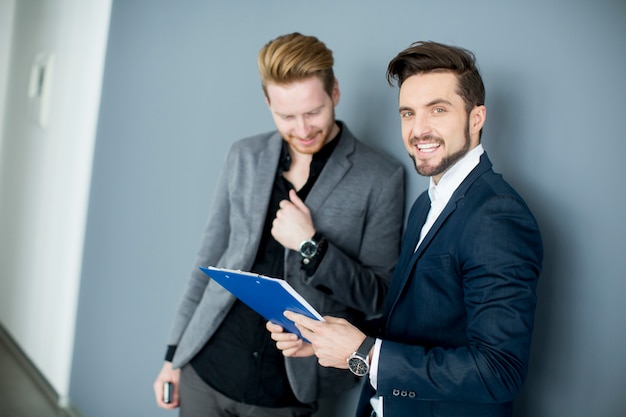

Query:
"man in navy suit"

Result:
[[268, 41, 543, 417]]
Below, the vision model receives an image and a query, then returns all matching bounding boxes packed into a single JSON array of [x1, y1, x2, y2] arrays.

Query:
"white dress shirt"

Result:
[[368, 144, 484, 416]]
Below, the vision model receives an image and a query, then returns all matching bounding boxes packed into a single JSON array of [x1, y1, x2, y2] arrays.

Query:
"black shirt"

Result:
[[188, 125, 341, 406]]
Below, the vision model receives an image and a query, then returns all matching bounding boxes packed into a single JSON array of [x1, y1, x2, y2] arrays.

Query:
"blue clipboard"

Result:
[[199, 266, 323, 342]]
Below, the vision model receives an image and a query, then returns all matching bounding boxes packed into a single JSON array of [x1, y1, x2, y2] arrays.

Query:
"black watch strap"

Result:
[[357, 336, 376, 358]]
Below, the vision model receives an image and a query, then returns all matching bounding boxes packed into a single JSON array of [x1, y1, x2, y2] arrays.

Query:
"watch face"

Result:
[[300, 240, 318, 258], [348, 356, 369, 376]]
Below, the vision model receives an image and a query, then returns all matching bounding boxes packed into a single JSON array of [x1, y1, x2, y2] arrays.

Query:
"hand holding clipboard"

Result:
[[199, 266, 324, 342]]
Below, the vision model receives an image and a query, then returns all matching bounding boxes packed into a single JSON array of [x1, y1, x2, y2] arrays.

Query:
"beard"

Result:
[[410, 124, 471, 178], [284, 108, 337, 155]]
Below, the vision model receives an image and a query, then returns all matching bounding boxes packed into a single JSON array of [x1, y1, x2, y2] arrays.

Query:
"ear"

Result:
[[265, 95, 271, 107], [332, 79, 340, 107], [469, 105, 486, 139]]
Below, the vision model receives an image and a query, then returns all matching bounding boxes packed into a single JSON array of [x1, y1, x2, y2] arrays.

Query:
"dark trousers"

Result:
[[179, 364, 316, 417]]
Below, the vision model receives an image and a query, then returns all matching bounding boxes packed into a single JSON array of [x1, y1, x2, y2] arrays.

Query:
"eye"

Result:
[[433, 107, 445, 114], [400, 111, 413, 119], [305, 110, 321, 118]]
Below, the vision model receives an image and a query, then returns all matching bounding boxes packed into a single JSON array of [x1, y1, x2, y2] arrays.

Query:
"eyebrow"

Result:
[[276, 104, 325, 118], [426, 98, 454, 107], [398, 98, 454, 113]]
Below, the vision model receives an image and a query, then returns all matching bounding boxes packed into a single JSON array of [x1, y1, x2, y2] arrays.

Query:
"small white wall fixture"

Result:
[[28, 51, 54, 127]]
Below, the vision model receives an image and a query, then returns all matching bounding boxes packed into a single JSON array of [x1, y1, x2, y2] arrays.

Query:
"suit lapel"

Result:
[[247, 134, 282, 238], [303, 128, 355, 213], [382, 192, 429, 316], [383, 153, 494, 321]]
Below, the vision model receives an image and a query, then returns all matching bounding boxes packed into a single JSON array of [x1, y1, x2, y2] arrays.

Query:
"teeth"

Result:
[[417, 143, 439, 150]]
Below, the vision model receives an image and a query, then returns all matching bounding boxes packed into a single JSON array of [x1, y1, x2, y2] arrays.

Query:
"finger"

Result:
[[284, 311, 319, 329], [276, 339, 303, 350], [271, 331, 299, 342], [282, 342, 315, 358], [293, 322, 315, 343], [266, 320, 284, 333], [322, 315, 349, 325], [278, 198, 294, 211], [282, 346, 304, 357]]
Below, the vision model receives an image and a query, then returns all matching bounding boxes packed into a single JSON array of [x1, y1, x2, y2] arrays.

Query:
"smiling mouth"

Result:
[[296, 131, 320, 145], [416, 142, 441, 153]]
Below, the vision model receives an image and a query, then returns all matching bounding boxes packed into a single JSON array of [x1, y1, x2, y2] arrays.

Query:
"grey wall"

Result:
[[70, 1, 626, 416]]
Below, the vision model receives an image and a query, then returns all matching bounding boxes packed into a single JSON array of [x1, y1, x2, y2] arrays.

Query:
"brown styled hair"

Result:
[[258, 32, 335, 99], [386, 41, 485, 114]]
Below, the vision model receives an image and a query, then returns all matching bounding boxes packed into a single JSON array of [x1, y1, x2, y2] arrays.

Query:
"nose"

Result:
[[294, 116, 310, 138], [409, 112, 432, 140]]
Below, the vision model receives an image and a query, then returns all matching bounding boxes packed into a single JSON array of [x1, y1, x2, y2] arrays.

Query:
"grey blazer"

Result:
[[167, 123, 405, 403]]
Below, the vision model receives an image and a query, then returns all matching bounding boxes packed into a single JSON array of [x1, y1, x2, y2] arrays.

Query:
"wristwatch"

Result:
[[299, 232, 324, 265], [347, 336, 376, 377]]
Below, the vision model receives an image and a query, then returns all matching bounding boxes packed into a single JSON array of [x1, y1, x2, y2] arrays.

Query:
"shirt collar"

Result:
[[428, 144, 484, 205]]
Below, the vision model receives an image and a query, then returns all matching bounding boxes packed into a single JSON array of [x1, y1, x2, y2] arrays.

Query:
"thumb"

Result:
[[289, 189, 308, 211]]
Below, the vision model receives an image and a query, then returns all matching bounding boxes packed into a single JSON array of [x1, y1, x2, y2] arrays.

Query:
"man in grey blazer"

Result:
[[153, 32, 405, 417]]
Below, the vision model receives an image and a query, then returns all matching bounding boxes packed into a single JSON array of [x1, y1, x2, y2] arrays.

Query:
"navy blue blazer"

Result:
[[358, 153, 543, 417]]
